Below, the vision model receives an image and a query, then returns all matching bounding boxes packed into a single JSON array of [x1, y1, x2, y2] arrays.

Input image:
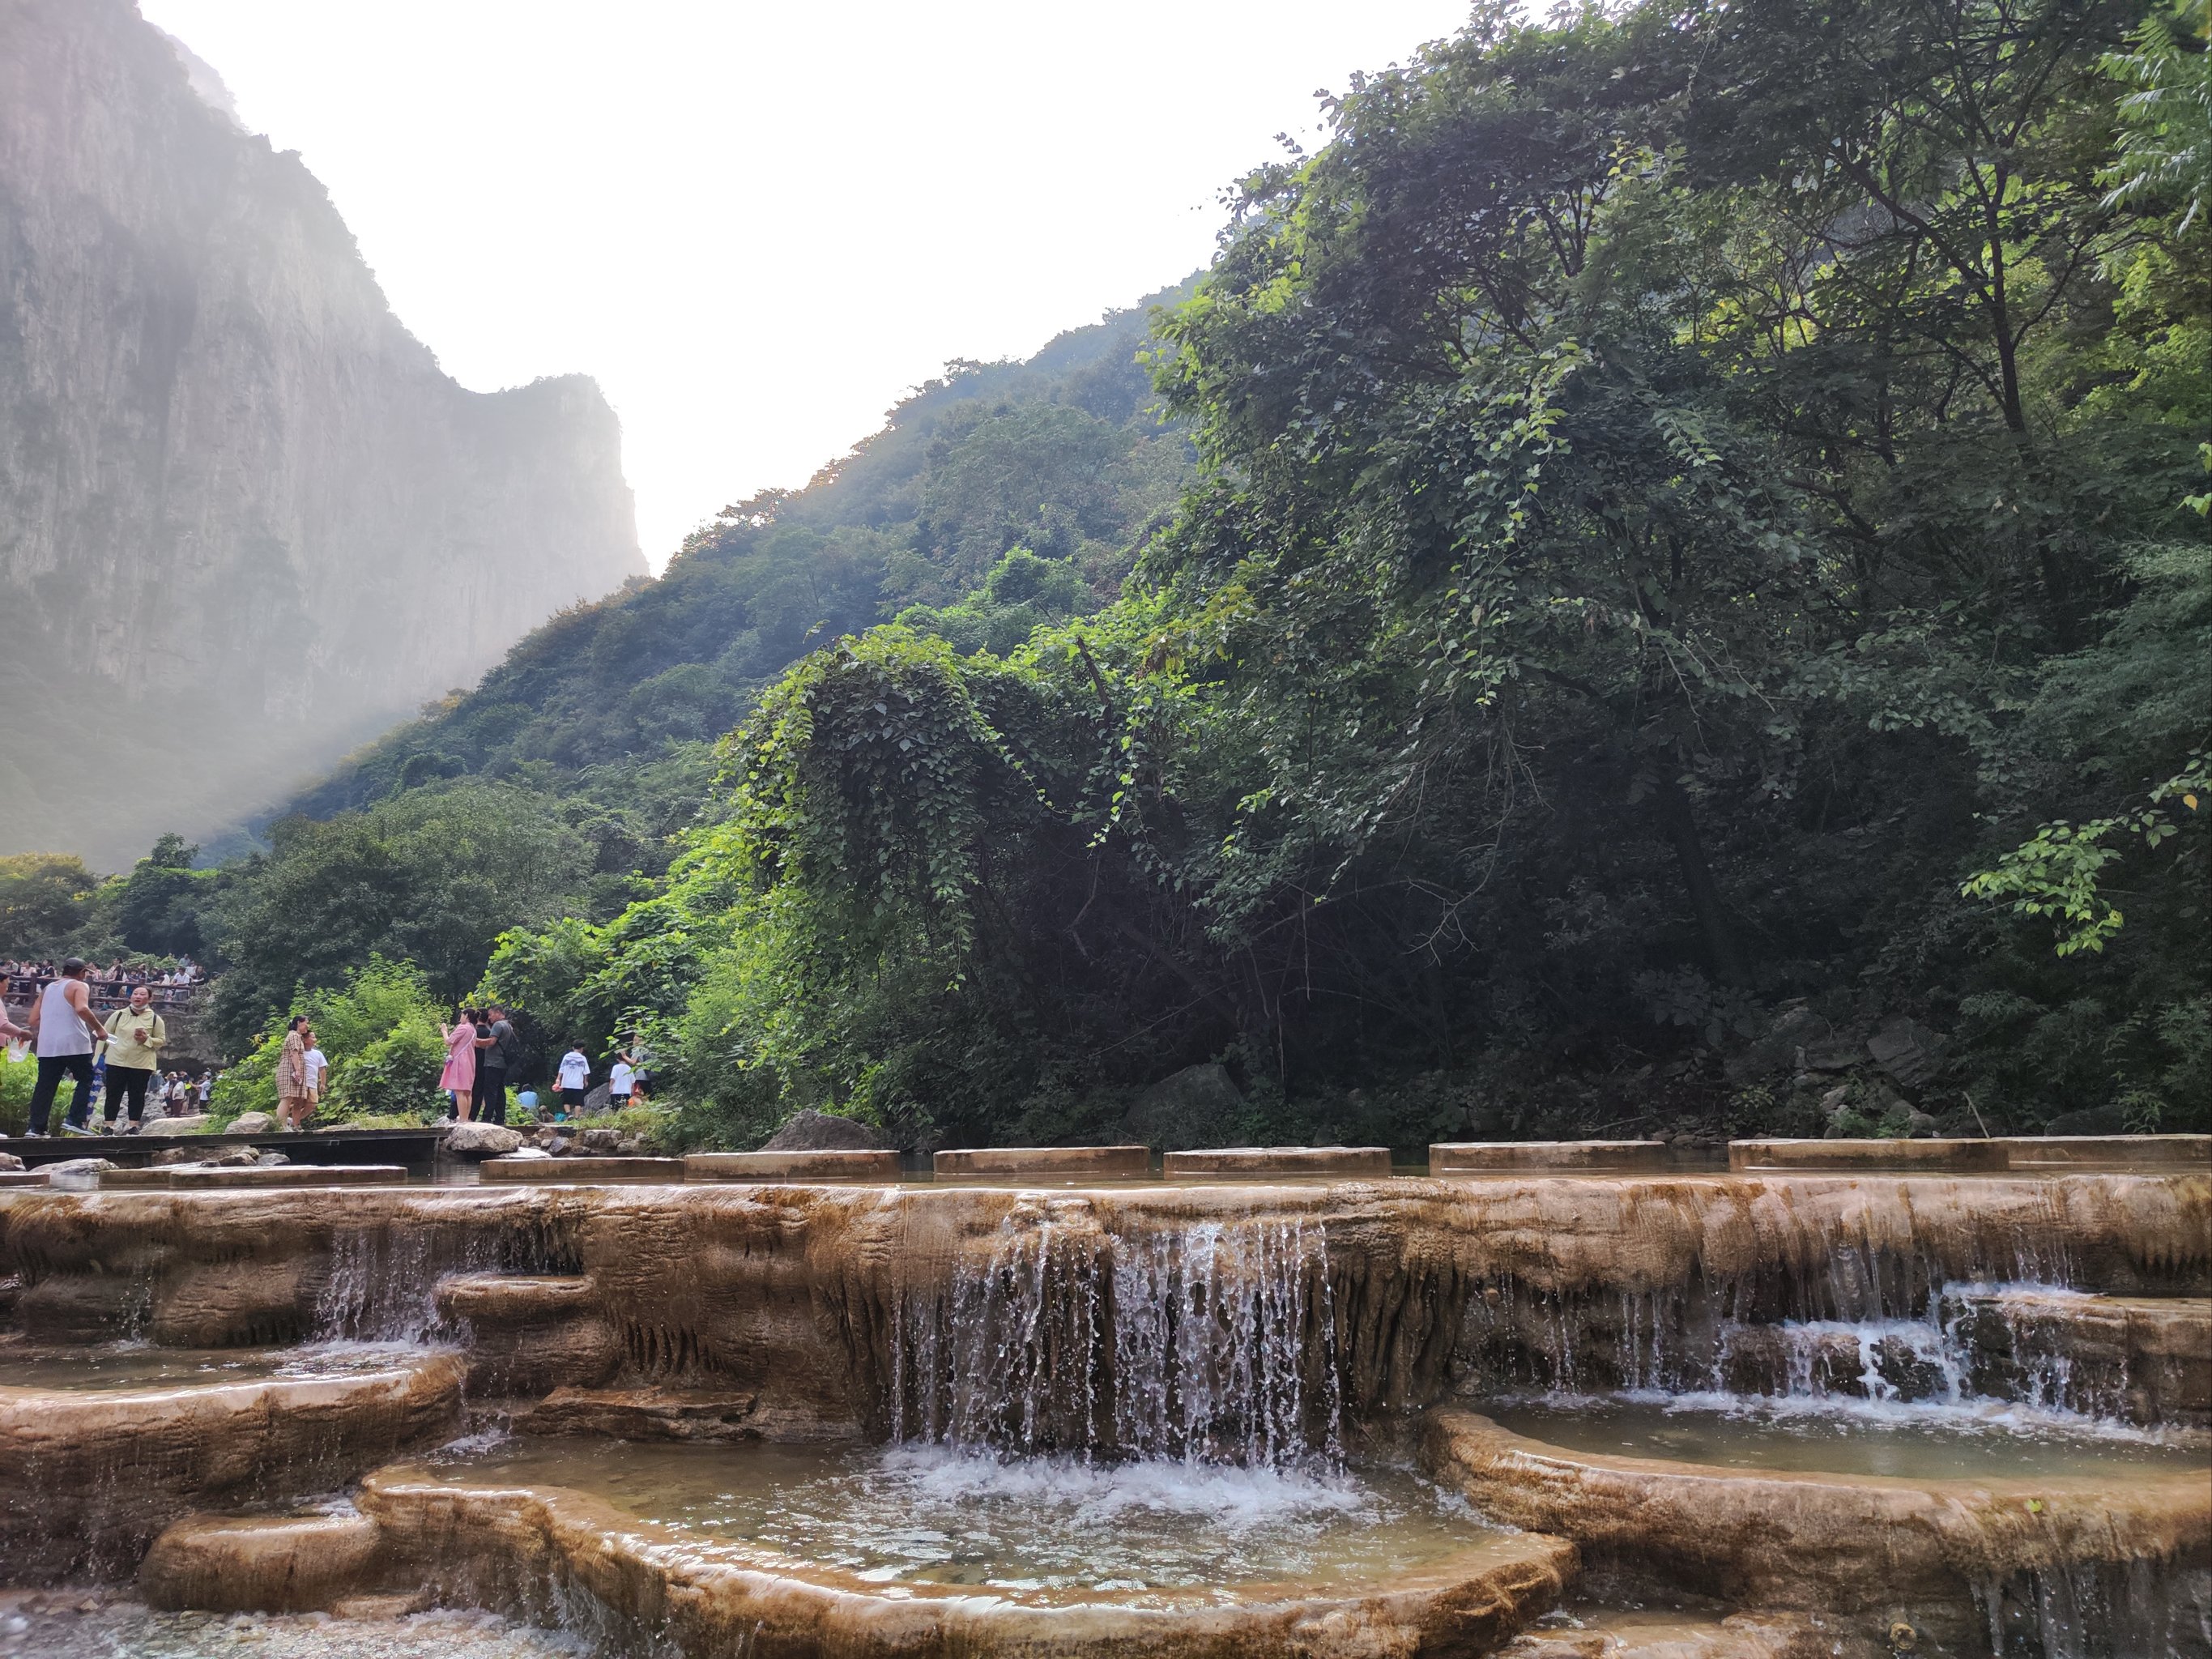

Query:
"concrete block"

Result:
[[1430, 1141, 1670, 1174], [1165, 1146, 1392, 1179], [1728, 1138, 2004, 1173], [933, 1145, 1152, 1179], [687, 1149, 903, 1182]]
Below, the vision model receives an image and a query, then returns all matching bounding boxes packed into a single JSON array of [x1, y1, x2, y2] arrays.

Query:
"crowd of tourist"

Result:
[[2, 957, 218, 1135], [6, 961, 642, 1139], [1, 957, 204, 1009]]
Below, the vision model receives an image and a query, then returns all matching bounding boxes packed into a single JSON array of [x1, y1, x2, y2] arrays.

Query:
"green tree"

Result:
[[211, 957, 446, 1125], [0, 853, 100, 957], [210, 780, 593, 1050]]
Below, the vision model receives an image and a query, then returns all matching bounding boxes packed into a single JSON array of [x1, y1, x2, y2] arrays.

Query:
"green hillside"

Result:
[[288, 288, 1197, 826]]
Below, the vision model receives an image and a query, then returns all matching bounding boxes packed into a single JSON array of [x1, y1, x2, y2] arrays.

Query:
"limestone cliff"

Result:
[[0, 0, 645, 865]]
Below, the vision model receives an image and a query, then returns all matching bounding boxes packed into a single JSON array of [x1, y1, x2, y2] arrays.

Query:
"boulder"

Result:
[[2042, 1104, 2130, 1137], [0, 1152, 21, 1171], [228, 1112, 276, 1135], [583, 1082, 612, 1115], [1865, 1016, 1945, 1090], [156, 1146, 257, 1168], [443, 1122, 524, 1158], [40, 1156, 120, 1190], [760, 1110, 890, 1153], [581, 1127, 624, 1154], [139, 1115, 211, 1137], [254, 1152, 291, 1167], [1121, 1063, 1244, 1150], [1724, 1004, 1827, 1085]]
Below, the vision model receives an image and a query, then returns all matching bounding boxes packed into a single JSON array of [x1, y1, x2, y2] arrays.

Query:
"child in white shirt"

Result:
[[608, 1056, 635, 1107]]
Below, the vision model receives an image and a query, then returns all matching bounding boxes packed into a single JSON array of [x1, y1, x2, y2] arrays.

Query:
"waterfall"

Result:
[[1110, 1220, 1344, 1468], [313, 1222, 512, 1344], [1978, 1558, 2212, 1659], [1463, 1273, 2180, 1424], [886, 1210, 1343, 1467]]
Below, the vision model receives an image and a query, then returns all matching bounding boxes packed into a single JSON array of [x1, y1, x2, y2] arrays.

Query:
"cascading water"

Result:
[[1110, 1219, 1344, 1467], [1463, 1269, 2183, 1424], [1979, 1557, 2212, 1659], [315, 1223, 512, 1345], [885, 1206, 1343, 1467]]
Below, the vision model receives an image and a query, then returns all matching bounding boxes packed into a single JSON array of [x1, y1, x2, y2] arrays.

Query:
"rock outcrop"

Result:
[[759, 1110, 891, 1153], [0, 0, 644, 863]]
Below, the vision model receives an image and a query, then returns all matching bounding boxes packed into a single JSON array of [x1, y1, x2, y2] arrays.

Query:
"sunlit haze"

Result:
[[139, 1, 1473, 569]]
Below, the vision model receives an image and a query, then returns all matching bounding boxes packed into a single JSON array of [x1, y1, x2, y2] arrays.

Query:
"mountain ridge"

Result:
[[0, 0, 645, 865]]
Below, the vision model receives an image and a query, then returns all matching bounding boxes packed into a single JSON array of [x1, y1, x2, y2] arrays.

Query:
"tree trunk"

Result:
[[1651, 780, 1749, 987]]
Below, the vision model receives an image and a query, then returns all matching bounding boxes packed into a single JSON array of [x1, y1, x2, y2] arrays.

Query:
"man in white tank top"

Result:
[[28, 957, 104, 1135]]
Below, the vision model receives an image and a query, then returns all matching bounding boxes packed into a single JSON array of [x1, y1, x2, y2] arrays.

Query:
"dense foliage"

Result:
[[492, 0, 2209, 1149], [209, 958, 448, 1127], [11, 0, 2206, 1149]]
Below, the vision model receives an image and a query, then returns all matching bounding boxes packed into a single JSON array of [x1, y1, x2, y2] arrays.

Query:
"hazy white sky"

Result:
[[139, 1, 1473, 569]]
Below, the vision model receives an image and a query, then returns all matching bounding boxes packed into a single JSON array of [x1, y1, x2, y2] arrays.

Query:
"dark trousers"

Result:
[[103, 1064, 153, 1124], [29, 1053, 96, 1134], [476, 1068, 508, 1126]]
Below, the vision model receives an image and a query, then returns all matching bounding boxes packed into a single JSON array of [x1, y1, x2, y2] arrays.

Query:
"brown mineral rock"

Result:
[[0, 1353, 463, 1581], [139, 1511, 385, 1613]]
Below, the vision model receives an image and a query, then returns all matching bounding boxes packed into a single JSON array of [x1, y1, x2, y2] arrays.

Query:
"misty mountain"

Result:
[[0, 0, 646, 867], [281, 284, 1196, 823]]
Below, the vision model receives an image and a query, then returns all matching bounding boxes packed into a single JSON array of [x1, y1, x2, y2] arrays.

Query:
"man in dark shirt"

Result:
[[476, 1003, 518, 1127]]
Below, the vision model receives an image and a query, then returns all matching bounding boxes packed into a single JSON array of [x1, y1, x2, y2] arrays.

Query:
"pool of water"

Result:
[[0, 1341, 430, 1392], [1484, 1397, 2212, 1481], [415, 1437, 1486, 1593]]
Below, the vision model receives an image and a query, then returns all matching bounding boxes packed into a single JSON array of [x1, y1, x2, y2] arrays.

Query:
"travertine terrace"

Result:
[[1, 1153, 2206, 1657]]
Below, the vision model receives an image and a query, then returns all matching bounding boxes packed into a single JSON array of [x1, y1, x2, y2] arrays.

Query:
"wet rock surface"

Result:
[[1421, 1405, 2210, 1641], [2, 1173, 2206, 1422], [0, 1167, 2206, 1653], [0, 1354, 464, 1581], [1939, 1286, 2212, 1427], [0, 1592, 582, 1658], [1502, 1606, 1836, 1657], [431, 1276, 618, 1396], [512, 1384, 764, 1439], [141, 1513, 384, 1614], [355, 1462, 1577, 1658]]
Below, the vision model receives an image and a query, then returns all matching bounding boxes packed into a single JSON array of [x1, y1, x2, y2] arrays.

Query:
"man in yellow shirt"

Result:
[[100, 984, 166, 1133]]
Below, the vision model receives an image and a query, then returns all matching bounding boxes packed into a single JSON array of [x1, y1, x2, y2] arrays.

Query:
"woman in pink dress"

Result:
[[438, 1006, 479, 1121]]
